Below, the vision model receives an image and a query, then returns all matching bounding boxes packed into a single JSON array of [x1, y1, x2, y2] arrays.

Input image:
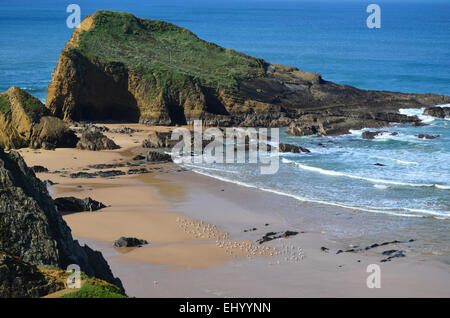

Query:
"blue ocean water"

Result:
[[0, 0, 449, 219]]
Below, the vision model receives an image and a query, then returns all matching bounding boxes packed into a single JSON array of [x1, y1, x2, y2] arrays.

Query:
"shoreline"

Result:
[[18, 123, 450, 297]]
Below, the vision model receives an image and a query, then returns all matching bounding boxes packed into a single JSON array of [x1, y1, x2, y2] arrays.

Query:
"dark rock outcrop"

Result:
[[31, 165, 49, 173], [362, 131, 384, 139], [423, 106, 450, 118], [287, 112, 420, 137], [54, 197, 106, 213], [278, 143, 310, 153], [415, 134, 440, 140], [69, 170, 126, 179], [146, 151, 173, 162], [0, 149, 123, 291], [76, 131, 119, 151], [45, 11, 450, 131], [257, 231, 299, 244], [113, 237, 148, 248]]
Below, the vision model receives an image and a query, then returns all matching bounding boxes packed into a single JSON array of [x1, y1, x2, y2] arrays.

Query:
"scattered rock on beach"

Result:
[[76, 131, 119, 151], [54, 197, 106, 213], [257, 230, 299, 244], [127, 168, 149, 175], [69, 170, 126, 178], [97, 170, 126, 178], [132, 154, 146, 161], [142, 131, 177, 148], [88, 163, 125, 169], [380, 250, 406, 262], [113, 237, 148, 248], [69, 171, 97, 179], [146, 151, 173, 162], [31, 165, 48, 173], [110, 126, 141, 134]]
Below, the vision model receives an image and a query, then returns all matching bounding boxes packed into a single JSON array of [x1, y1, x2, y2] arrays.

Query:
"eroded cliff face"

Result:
[[0, 149, 123, 292], [0, 87, 78, 149], [46, 11, 450, 133]]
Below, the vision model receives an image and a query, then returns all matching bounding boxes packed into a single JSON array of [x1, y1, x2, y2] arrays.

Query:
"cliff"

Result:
[[46, 11, 450, 134], [0, 149, 123, 297], [0, 87, 78, 149]]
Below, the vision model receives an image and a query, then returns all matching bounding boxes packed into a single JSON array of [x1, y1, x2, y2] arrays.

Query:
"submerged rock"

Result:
[[278, 143, 310, 153], [54, 197, 106, 213], [362, 131, 384, 139], [113, 237, 148, 248], [146, 151, 173, 162], [415, 134, 440, 140]]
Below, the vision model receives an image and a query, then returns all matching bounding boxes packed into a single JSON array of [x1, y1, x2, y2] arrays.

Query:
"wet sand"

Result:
[[18, 123, 450, 297]]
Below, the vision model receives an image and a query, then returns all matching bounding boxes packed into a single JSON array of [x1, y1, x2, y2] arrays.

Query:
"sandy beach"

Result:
[[18, 123, 450, 298]]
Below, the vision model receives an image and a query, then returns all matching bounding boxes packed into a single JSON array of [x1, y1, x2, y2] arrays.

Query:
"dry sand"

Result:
[[19, 123, 450, 297]]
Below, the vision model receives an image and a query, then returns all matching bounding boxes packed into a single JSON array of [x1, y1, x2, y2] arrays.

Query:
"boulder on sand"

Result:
[[54, 197, 106, 213], [76, 131, 119, 151], [113, 237, 148, 248], [146, 151, 173, 162]]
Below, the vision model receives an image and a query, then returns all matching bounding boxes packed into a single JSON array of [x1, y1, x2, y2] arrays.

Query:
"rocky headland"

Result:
[[44, 11, 450, 136]]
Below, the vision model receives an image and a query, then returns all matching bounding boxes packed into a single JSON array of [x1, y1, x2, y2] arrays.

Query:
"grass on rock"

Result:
[[77, 11, 266, 90]]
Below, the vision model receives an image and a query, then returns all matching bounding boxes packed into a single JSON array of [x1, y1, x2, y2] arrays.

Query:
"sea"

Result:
[[0, 1, 449, 240]]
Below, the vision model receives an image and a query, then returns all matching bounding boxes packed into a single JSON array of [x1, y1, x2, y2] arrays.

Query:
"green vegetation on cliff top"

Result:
[[0, 88, 49, 120], [61, 277, 127, 298], [76, 11, 266, 89], [15, 88, 50, 120], [0, 94, 10, 115]]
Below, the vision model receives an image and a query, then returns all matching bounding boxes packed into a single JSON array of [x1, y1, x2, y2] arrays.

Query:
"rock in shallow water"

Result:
[[278, 143, 310, 153]]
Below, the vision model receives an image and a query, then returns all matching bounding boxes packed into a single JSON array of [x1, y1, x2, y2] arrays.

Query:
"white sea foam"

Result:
[[282, 158, 448, 189], [182, 163, 239, 174], [398, 107, 437, 123], [374, 184, 389, 190], [185, 168, 449, 219]]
